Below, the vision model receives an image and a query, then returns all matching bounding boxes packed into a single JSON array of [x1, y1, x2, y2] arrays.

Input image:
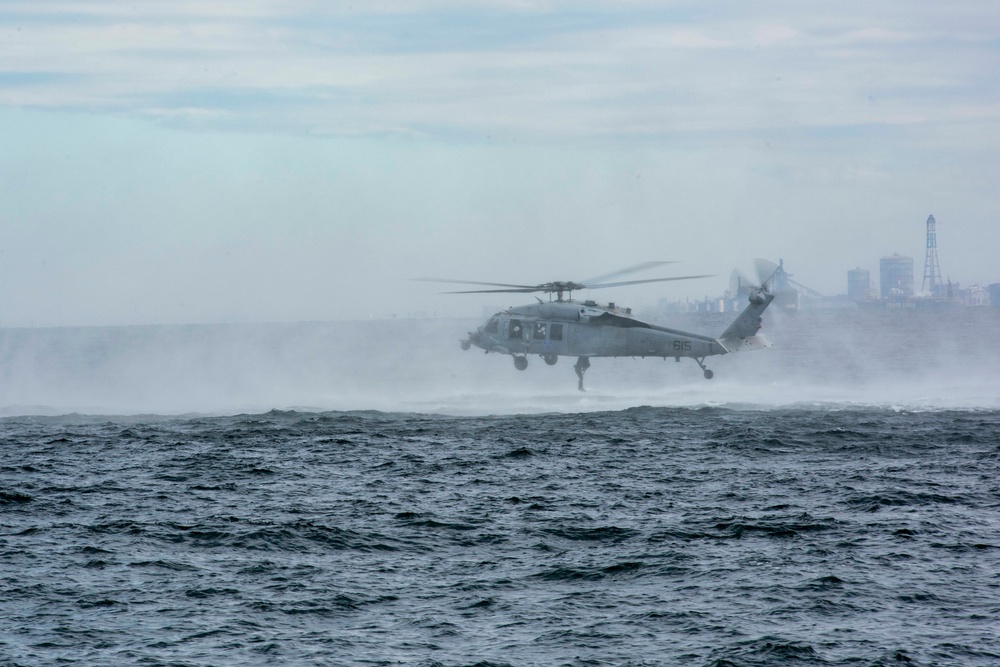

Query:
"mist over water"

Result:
[[1, 308, 998, 416]]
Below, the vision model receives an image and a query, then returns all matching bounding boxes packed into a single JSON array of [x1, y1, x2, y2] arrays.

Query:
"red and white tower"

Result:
[[921, 214, 942, 296]]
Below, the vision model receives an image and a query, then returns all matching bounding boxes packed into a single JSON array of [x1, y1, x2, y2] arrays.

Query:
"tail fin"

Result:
[[718, 287, 774, 351]]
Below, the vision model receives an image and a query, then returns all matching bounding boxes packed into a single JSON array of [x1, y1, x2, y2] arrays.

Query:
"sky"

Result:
[[1, 1, 998, 326]]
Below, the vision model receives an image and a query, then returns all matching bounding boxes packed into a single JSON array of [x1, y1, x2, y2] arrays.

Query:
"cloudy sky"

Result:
[[1, 1, 998, 326]]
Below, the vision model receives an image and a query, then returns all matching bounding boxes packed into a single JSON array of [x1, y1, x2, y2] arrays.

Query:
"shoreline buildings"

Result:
[[652, 215, 996, 316]]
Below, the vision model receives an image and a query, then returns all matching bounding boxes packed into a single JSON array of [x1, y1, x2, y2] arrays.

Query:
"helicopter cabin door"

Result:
[[532, 321, 564, 356]]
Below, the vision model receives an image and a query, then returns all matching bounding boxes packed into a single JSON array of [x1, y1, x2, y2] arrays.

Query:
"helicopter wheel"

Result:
[[543, 354, 558, 366], [703, 369, 714, 380], [513, 356, 528, 371], [460, 340, 471, 351]]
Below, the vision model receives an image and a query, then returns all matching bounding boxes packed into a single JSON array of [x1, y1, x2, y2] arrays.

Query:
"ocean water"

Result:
[[2, 309, 1000, 665]]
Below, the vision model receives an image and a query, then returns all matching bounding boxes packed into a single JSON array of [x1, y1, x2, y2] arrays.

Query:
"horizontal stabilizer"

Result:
[[717, 335, 772, 353]]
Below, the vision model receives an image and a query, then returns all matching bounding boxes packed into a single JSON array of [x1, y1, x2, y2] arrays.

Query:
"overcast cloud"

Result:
[[1, 1, 998, 326]]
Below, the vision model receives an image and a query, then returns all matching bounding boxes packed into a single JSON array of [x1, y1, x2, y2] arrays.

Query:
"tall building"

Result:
[[847, 268, 871, 299], [989, 284, 1000, 307], [880, 254, 913, 298]]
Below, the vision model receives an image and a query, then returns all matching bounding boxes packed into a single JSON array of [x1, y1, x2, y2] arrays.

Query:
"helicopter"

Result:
[[416, 262, 776, 390]]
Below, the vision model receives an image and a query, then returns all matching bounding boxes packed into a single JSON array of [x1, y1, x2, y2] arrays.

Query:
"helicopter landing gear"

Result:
[[543, 354, 558, 366], [513, 355, 528, 371], [574, 356, 591, 391], [695, 357, 714, 380], [460, 339, 471, 351]]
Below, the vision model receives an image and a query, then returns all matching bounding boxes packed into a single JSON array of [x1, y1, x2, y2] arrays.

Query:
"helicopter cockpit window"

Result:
[[508, 319, 523, 339], [534, 322, 547, 339], [550, 323, 563, 341], [484, 317, 499, 334]]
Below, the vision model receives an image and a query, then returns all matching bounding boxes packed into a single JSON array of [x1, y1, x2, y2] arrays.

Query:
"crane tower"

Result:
[[921, 214, 942, 296]]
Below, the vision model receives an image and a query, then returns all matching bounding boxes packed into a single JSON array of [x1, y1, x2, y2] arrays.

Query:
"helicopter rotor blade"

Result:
[[729, 268, 757, 294], [582, 274, 714, 290], [753, 259, 780, 289], [581, 261, 677, 286], [411, 277, 540, 290], [413, 265, 711, 297], [439, 287, 545, 294]]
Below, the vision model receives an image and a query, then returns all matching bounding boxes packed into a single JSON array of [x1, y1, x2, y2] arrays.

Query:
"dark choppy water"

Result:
[[3, 406, 1000, 666]]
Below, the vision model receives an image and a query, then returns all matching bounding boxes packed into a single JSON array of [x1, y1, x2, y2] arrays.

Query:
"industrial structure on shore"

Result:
[[654, 258, 829, 315]]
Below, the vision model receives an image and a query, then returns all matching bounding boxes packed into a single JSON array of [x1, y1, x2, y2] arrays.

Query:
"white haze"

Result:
[[2, 309, 998, 417]]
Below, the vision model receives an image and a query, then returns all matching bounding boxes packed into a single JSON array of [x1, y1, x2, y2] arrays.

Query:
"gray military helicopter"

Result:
[[417, 262, 775, 390]]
